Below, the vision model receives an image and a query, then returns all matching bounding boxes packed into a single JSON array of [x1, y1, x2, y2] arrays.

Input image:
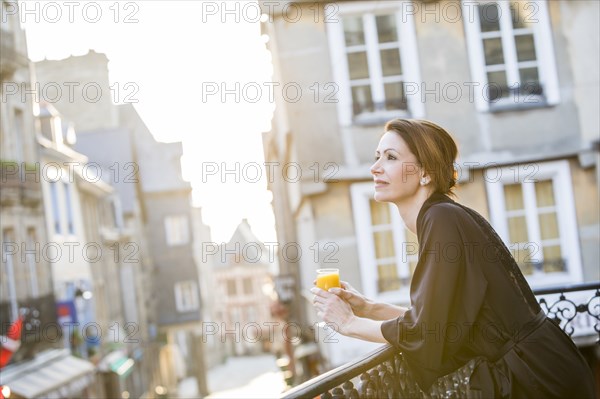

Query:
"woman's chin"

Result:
[[373, 192, 390, 202]]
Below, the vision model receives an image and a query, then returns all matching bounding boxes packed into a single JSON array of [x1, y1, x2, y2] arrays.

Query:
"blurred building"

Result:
[[73, 113, 157, 398], [0, 2, 97, 397], [191, 207, 226, 369], [37, 102, 123, 397], [261, 0, 599, 366], [0, 0, 53, 347], [125, 104, 206, 395], [34, 50, 207, 397], [211, 219, 276, 356]]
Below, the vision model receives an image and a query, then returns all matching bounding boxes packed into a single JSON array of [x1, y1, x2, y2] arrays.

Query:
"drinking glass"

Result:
[[316, 268, 340, 291]]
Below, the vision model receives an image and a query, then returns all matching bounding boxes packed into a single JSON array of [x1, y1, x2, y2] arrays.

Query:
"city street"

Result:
[[178, 355, 287, 398], [1, 1, 598, 397]]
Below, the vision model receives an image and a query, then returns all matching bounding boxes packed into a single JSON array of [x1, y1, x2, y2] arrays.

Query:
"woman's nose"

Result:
[[370, 160, 381, 175]]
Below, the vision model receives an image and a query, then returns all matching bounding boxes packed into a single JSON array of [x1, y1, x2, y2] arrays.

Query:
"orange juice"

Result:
[[316, 269, 340, 291]]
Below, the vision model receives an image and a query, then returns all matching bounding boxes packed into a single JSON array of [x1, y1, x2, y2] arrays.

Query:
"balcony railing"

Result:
[[534, 282, 600, 346], [282, 282, 600, 399]]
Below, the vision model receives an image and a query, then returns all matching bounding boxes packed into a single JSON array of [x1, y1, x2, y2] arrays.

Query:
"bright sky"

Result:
[[22, 0, 277, 243]]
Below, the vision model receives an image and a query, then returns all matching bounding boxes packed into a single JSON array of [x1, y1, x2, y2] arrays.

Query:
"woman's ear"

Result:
[[419, 174, 431, 186]]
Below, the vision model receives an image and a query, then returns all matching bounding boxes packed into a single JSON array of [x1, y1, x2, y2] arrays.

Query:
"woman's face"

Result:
[[370, 131, 423, 204]]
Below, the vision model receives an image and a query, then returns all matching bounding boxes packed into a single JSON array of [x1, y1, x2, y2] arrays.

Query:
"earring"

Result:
[[420, 178, 427, 186]]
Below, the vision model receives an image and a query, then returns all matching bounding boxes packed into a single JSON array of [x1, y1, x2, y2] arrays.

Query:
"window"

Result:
[[327, 2, 424, 125], [351, 183, 417, 303], [463, 0, 559, 111], [63, 181, 75, 235], [243, 278, 253, 295], [174, 281, 199, 312], [230, 307, 241, 323], [226, 279, 237, 296], [486, 160, 582, 287], [13, 108, 24, 163], [246, 306, 257, 324], [2, 229, 18, 321], [26, 228, 39, 297], [48, 179, 76, 237], [49, 181, 62, 234], [164, 215, 189, 246], [27, 228, 50, 296]]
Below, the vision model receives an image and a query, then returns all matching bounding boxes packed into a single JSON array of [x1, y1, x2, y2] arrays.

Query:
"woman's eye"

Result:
[[374, 156, 380, 161], [387, 154, 396, 160]]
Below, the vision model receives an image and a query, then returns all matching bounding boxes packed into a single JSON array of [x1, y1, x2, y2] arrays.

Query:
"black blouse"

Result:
[[380, 193, 595, 398]]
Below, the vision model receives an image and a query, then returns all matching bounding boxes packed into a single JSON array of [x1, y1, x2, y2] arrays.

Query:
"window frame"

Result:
[[485, 160, 582, 287], [462, 0, 559, 112], [164, 214, 190, 247], [2, 229, 19, 321], [226, 279, 237, 296], [243, 278, 253, 296], [26, 228, 39, 297], [13, 107, 24, 163], [327, 1, 425, 126], [47, 176, 78, 239], [49, 180, 62, 235], [351, 182, 414, 304], [63, 180, 75, 235], [174, 280, 199, 313]]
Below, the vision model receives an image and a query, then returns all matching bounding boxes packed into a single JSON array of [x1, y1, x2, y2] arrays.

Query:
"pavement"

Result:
[[177, 354, 288, 399]]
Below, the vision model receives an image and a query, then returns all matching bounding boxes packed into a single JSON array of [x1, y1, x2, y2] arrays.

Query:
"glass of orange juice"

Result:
[[316, 268, 340, 291]]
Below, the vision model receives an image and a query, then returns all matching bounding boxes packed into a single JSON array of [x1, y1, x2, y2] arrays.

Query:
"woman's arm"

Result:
[[341, 317, 388, 343], [368, 302, 408, 321], [329, 281, 408, 320], [311, 287, 389, 343]]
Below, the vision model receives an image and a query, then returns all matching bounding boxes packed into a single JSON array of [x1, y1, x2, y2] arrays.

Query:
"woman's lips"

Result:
[[374, 180, 388, 188]]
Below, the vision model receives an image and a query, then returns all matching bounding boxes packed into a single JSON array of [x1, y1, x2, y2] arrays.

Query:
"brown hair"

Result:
[[384, 119, 458, 195]]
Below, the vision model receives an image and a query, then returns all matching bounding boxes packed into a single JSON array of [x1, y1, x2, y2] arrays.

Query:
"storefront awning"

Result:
[[109, 356, 134, 378], [98, 350, 135, 379], [0, 349, 95, 398]]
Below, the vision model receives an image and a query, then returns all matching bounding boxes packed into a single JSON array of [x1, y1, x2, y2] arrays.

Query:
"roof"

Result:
[[212, 219, 271, 268], [74, 127, 137, 213], [118, 104, 191, 193]]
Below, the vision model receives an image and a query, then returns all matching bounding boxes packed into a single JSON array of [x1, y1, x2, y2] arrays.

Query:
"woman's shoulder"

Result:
[[425, 200, 464, 215], [420, 197, 468, 224], [418, 196, 481, 236]]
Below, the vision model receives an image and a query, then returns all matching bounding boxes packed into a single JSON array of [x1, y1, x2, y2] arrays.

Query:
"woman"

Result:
[[311, 119, 595, 398]]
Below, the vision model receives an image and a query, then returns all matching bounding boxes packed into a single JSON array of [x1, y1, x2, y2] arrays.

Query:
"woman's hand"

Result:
[[310, 287, 356, 335], [310, 286, 387, 343], [312, 280, 407, 321], [328, 281, 373, 318]]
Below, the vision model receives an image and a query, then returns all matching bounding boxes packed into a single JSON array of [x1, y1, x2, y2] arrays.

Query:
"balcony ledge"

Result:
[[281, 282, 600, 399]]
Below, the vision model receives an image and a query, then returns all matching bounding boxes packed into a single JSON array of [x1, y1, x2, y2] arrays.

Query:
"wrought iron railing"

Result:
[[282, 282, 600, 399], [534, 282, 600, 345]]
